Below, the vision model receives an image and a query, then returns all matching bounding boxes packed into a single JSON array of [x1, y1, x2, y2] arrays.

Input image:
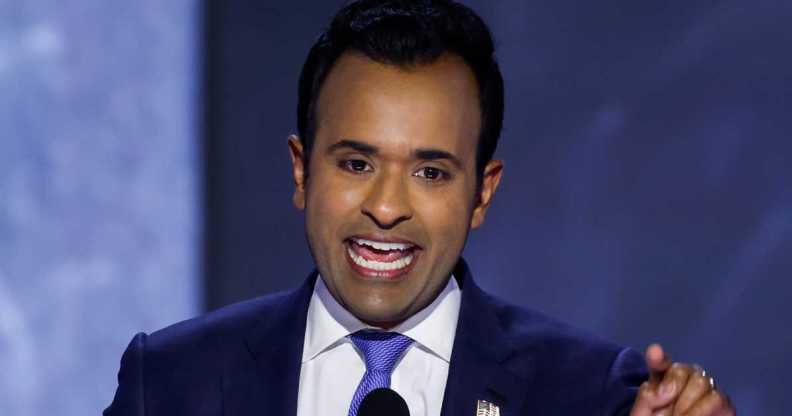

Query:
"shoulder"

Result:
[[456, 260, 637, 372], [140, 288, 299, 366], [483, 292, 646, 406], [105, 289, 304, 415], [492, 294, 628, 364]]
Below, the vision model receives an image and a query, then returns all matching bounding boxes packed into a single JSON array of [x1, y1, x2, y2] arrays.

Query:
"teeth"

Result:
[[348, 246, 413, 271], [352, 238, 413, 251]]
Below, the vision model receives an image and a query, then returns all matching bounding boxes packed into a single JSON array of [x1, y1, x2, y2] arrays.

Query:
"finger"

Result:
[[651, 363, 690, 415], [656, 407, 673, 416], [629, 381, 677, 416], [642, 363, 693, 416], [681, 390, 734, 416], [646, 343, 673, 383], [672, 370, 713, 415]]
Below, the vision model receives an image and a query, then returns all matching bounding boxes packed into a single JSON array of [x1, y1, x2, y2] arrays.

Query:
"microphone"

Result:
[[357, 388, 410, 416]]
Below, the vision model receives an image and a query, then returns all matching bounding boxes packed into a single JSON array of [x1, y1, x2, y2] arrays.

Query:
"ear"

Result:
[[287, 135, 306, 210], [470, 159, 503, 229]]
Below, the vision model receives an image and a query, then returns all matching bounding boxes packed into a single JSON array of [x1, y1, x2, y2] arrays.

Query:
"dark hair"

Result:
[[297, 0, 504, 180]]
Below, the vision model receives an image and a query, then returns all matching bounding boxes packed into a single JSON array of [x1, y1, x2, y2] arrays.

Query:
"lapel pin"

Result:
[[476, 399, 500, 416]]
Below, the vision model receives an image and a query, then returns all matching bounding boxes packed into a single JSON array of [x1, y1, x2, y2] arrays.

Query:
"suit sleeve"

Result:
[[104, 332, 148, 416], [601, 347, 649, 416]]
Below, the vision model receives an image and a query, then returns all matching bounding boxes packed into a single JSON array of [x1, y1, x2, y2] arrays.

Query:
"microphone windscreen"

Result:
[[357, 388, 410, 416]]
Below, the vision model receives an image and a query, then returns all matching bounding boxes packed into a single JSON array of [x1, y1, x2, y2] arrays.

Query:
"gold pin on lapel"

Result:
[[476, 400, 500, 416]]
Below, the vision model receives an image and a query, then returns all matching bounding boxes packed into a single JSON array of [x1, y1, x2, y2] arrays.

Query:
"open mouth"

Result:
[[345, 237, 420, 279]]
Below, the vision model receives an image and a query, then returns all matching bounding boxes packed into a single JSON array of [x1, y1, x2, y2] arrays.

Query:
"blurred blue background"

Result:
[[2, 0, 790, 414], [0, 1, 200, 415]]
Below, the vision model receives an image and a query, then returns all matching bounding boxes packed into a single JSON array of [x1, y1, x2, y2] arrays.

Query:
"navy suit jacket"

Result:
[[105, 260, 647, 415]]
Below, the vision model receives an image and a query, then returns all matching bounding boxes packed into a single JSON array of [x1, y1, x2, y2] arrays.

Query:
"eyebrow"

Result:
[[326, 139, 463, 169], [414, 148, 462, 169], [326, 139, 378, 155]]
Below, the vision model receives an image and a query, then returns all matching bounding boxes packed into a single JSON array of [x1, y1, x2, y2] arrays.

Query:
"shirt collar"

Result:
[[302, 274, 461, 364]]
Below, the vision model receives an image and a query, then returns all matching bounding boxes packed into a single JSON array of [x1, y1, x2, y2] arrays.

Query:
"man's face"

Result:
[[289, 52, 502, 327]]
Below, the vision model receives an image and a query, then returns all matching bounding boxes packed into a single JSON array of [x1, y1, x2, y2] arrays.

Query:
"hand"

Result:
[[629, 344, 735, 416]]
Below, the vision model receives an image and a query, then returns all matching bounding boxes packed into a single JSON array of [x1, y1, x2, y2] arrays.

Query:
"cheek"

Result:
[[306, 176, 367, 234], [415, 187, 473, 244], [314, 179, 365, 212]]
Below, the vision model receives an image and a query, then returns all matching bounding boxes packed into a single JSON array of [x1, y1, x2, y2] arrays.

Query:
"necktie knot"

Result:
[[350, 330, 413, 374]]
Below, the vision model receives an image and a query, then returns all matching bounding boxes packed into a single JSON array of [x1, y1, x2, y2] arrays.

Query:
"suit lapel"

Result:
[[224, 272, 317, 416], [441, 260, 535, 416], [222, 262, 535, 415]]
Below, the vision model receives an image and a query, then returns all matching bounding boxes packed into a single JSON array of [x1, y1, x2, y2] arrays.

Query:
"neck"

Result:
[[361, 319, 402, 331]]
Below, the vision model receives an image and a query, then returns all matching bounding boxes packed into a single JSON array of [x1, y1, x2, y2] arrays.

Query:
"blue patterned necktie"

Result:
[[347, 330, 414, 416]]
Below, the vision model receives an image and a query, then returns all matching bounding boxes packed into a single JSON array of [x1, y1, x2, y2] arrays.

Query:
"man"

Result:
[[106, 1, 735, 415]]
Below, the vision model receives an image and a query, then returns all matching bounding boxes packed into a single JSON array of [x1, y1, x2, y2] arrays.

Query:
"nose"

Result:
[[361, 171, 413, 229]]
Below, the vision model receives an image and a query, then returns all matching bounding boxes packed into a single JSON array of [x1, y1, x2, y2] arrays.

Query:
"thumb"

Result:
[[630, 344, 676, 416]]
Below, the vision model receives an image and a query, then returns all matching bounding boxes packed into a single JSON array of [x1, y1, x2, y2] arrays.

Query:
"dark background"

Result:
[[203, 1, 792, 413]]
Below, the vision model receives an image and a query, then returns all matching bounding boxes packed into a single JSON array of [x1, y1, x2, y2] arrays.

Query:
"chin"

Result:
[[351, 304, 409, 328]]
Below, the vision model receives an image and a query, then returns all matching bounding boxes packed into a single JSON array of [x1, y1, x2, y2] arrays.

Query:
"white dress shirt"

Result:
[[296, 275, 461, 416]]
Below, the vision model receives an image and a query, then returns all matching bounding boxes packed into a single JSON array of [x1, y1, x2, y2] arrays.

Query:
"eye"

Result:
[[413, 166, 448, 181], [340, 159, 373, 173]]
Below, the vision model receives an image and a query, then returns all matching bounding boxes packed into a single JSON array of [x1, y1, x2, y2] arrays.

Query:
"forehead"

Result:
[[314, 52, 481, 159]]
